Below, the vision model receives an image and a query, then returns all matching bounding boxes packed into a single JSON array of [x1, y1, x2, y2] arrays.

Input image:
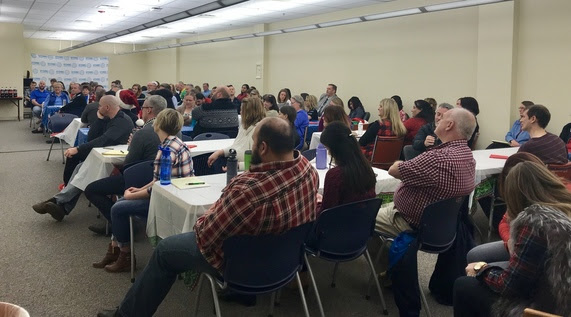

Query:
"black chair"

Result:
[[193, 222, 314, 317], [123, 160, 155, 283], [305, 198, 388, 316], [193, 132, 230, 141], [403, 145, 422, 161], [301, 149, 316, 161], [46, 113, 78, 163], [363, 112, 371, 121], [192, 152, 226, 176], [181, 134, 192, 142]]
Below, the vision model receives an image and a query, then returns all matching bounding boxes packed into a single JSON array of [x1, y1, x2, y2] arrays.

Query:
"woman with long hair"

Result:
[[207, 97, 266, 167], [318, 122, 376, 215], [278, 105, 300, 149], [262, 94, 279, 117], [318, 97, 345, 132], [131, 84, 143, 99], [359, 98, 407, 160], [176, 93, 196, 126], [277, 88, 291, 108], [348, 96, 366, 120], [305, 95, 318, 121], [403, 99, 435, 145], [454, 161, 571, 317], [322, 103, 351, 129], [457, 96, 480, 149]]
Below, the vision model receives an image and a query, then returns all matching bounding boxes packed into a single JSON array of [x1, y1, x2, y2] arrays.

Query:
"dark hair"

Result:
[[279, 105, 297, 126], [521, 100, 534, 108], [81, 85, 90, 91], [257, 119, 295, 154], [242, 84, 250, 90], [498, 152, 544, 199], [328, 84, 337, 93], [526, 104, 551, 128], [277, 88, 291, 103], [149, 88, 174, 108], [413, 100, 435, 123], [300, 93, 309, 101], [348, 96, 364, 111], [323, 105, 350, 127], [262, 94, 279, 111], [195, 92, 205, 100], [320, 122, 376, 194], [391, 95, 403, 111], [459, 97, 480, 116]]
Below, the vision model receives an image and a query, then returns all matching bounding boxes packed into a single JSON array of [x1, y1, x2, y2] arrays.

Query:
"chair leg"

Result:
[[268, 292, 276, 317], [105, 220, 109, 236], [419, 279, 432, 317], [129, 216, 135, 283], [367, 237, 391, 299], [364, 249, 388, 315], [487, 196, 496, 242], [203, 274, 221, 317], [60, 137, 65, 164], [295, 272, 311, 317], [304, 253, 324, 317], [46, 137, 55, 161], [331, 262, 339, 288]]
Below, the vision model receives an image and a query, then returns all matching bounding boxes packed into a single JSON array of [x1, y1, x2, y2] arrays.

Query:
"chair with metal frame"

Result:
[[193, 132, 230, 141], [193, 222, 314, 317], [370, 136, 404, 170], [46, 113, 78, 163]]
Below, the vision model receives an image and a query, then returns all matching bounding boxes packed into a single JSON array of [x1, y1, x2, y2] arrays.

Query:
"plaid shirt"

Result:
[[194, 152, 319, 270], [152, 136, 193, 181], [394, 139, 475, 228]]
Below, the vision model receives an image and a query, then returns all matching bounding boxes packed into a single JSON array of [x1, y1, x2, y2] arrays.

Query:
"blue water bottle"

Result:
[[159, 146, 172, 185], [316, 143, 327, 169]]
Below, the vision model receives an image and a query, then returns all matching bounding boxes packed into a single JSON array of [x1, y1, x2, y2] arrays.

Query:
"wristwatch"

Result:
[[474, 262, 488, 273]]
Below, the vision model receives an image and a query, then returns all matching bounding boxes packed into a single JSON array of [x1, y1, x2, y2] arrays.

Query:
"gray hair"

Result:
[[438, 103, 454, 110], [95, 87, 106, 102], [146, 95, 167, 116], [450, 108, 476, 139]]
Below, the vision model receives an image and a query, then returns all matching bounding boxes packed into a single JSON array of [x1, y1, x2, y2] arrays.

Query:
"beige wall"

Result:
[[0, 23, 25, 120]]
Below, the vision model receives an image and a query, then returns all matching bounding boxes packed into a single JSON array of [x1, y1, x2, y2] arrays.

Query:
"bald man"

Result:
[[97, 117, 319, 317], [191, 85, 239, 138]]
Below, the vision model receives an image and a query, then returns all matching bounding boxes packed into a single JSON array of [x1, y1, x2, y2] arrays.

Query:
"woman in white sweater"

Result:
[[207, 97, 266, 167]]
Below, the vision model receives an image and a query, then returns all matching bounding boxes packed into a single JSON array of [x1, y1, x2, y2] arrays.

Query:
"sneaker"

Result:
[[32, 198, 57, 214], [31, 128, 43, 134], [88, 223, 112, 236]]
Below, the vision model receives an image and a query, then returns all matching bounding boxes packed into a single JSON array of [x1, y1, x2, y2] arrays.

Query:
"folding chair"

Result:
[[370, 136, 404, 170], [46, 113, 78, 163], [193, 133, 230, 141]]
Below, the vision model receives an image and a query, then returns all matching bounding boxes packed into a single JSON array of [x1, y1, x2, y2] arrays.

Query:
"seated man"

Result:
[[60, 83, 88, 118], [376, 108, 477, 316], [30, 80, 49, 124], [486, 100, 534, 149], [411, 102, 454, 154], [97, 117, 318, 317], [518, 104, 567, 164], [560, 121, 571, 160], [81, 87, 106, 126], [191, 86, 239, 138], [32, 95, 134, 222]]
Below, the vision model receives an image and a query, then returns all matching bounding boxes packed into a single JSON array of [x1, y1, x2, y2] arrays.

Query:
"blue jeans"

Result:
[[111, 198, 150, 246], [118, 232, 219, 317], [32, 106, 42, 118]]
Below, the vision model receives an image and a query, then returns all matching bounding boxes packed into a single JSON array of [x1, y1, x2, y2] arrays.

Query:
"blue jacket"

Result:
[[44, 92, 70, 107], [505, 119, 530, 144]]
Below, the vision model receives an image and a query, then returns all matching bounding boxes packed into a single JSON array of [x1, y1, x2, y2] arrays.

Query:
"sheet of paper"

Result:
[[102, 150, 128, 156], [171, 176, 210, 190]]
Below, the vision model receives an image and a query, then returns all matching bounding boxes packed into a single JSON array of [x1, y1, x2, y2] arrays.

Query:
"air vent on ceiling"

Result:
[[150, 7, 162, 11]]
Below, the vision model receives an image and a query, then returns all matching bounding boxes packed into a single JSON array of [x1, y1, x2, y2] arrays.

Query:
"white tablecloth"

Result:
[[55, 118, 86, 146], [309, 130, 364, 150], [472, 147, 519, 185]]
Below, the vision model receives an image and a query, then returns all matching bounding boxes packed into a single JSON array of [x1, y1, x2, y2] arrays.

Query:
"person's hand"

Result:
[[465, 262, 478, 277], [123, 187, 140, 199], [424, 135, 435, 147], [316, 193, 323, 203], [207, 150, 222, 167], [97, 110, 105, 119], [509, 140, 520, 147], [127, 132, 133, 145], [64, 147, 78, 158]]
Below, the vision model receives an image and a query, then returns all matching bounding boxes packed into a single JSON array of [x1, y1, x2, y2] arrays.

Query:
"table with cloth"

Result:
[[54, 118, 86, 146], [309, 130, 365, 150], [471, 147, 519, 202], [41, 105, 63, 133]]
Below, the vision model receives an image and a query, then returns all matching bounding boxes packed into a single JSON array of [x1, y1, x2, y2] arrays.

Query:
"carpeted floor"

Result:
[[0, 118, 490, 317]]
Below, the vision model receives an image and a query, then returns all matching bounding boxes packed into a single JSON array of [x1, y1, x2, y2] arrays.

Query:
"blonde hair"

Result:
[[240, 97, 266, 130], [154, 108, 183, 136], [305, 95, 318, 111], [504, 161, 571, 219], [380, 98, 406, 137], [330, 97, 344, 107]]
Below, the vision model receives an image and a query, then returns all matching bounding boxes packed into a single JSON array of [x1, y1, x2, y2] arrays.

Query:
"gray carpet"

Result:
[[0, 119, 469, 317]]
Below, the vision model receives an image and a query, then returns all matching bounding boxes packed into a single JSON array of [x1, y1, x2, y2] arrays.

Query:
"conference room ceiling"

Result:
[[0, 0, 399, 44]]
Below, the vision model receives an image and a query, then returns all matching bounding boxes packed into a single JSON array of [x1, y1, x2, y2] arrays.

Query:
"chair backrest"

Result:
[[523, 308, 562, 317], [49, 113, 78, 133], [403, 145, 421, 161], [310, 198, 382, 260], [470, 132, 480, 150], [301, 149, 316, 161], [192, 152, 225, 176], [193, 132, 230, 141], [222, 222, 313, 292], [363, 112, 371, 121], [417, 196, 466, 253], [0, 302, 30, 317], [547, 161, 571, 183], [181, 134, 192, 142], [370, 136, 404, 170], [123, 160, 155, 190]]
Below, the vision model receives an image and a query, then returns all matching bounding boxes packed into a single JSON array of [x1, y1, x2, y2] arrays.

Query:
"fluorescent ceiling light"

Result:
[[212, 37, 232, 42], [163, 12, 191, 22], [188, 2, 223, 15], [255, 30, 283, 36], [168, 43, 182, 48], [232, 34, 255, 39], [424, 0, 504, 12], [364, 8, 422, 21], [283, 25, 318, 33], [318, 17, 362, 28], [195, 39, 213, 44]]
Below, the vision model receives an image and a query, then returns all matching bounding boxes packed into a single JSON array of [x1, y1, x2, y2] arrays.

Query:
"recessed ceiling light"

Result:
[[150, 7, 162, 11], [97, 4, 119, 9]]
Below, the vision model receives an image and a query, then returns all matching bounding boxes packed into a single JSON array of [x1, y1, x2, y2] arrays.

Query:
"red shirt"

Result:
[[394, 139, 476, 228], [403, 117, 427, 145], [318, 166, 376, 216], [194, 152, 319, 270]]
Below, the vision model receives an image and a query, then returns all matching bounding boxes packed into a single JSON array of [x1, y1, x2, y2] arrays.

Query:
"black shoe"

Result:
[[44, 202, 66, 222], [218, 289, 257, 307], [89, 223, 112, 236], [97, 308, 121, 317], [46, 138, 60, 144], [32, 198, 57, 214], [31, 129, 43, 134]]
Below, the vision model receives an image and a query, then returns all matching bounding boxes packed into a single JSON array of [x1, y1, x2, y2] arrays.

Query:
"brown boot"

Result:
[[104, 250, 135, 273], [93, 243, 120, 269]]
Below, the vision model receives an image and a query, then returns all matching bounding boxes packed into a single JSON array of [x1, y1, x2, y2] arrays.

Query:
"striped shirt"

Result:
[[518, 132, 567, 165], [194, 151, 319, 270], [152, 136, 193, 181]]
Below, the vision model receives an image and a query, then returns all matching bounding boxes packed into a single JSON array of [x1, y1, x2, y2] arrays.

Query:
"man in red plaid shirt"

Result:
[[98, 117, 319, 317]]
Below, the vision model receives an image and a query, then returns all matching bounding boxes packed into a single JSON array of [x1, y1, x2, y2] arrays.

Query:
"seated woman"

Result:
[[347, 96, 366, 120], [403, 99, 434, 145], [559, 122, 571, 160], [318, 97, 345, 132], [207, 97, 266, 168], [262, 94, 279, 118], [318, 122, 376, 215], [322, 102, 351, 129], [457, 96, 480, 149], [277, 88, 291, 108], [305, 95, 318, 121], [453, 161, 571, 317], [31, 82, 70, 133], [391, 95, 408, 122], [93, 109, 193, 273], [278, 105, 301, 150], [176, 93, 196, 126], [359, 98, 406, 160]]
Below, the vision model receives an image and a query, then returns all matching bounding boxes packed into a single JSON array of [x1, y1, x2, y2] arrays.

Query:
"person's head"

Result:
[[378, 98, 407, 137], [300, 93, 309, 101], [519, 100, 534, 117], [81, 85, 90, 96], [412, 99, 435, 123], [521, 104, 551, 131], [323, 104, 350, 128], [320, 121, 376, 194], [193, 85, 202, 93], [326, 84, 337, 97], [53, 82, 63, 94], [30, 81, 37, 90], [262, 94, 279, 112], [195, 92, 205, 106], [435, 103, 454, 125], [290, 95, 304, 111], [98, 95, 121, 118], [183, 94, 196, 109], [240, 97, 266, 130], [329, 96, 344, 108], [153, 108, 183, 137], [424, 98, 437, 111], [503, 161, 571, 220], [185, 83, 194, 92], [159, 83, 172, 91], [141, 94, 167, 122], [70, 83, 81, 95], [497, 152, 545, 202], [202, 83, 209, 91], [277, 89, 290, 103], [50, 78, 57, 85], [213, 85, 230, 100], [227, 85, 235, 96], [434, 108, 476, 142], [38, 80, 46, 90], [278, 105, 297, 126], [456, 97, 479, 116], [117, 89, 139, 110], [241, 84, 249, 93], [147, 81, 158, 91], [251, 117, 295, 165], [347, 96, 363, 111], [149, 88, 174, 108], [94, 87, 106, 102], [131, 84, 142, 96], [304, 95, 318, 111], [249, 89, 260, 99], [391, 95, 403, 111]]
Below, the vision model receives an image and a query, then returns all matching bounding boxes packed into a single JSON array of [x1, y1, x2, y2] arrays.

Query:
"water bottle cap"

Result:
[[228, 148, 237, 157]]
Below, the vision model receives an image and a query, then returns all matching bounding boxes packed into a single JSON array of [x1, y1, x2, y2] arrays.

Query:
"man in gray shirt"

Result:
[[316, 83, 338, 117]]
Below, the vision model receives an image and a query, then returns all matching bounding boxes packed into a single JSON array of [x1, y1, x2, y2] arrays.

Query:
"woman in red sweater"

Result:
[[403, 99, 434, 145]]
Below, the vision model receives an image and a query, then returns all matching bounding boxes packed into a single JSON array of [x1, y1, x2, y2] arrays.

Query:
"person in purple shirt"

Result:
[[290, 95, 308, 150], [518, 104, 567, 164]]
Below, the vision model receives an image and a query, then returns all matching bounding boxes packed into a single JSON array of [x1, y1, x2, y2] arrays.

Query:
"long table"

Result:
[[309, 130, 365, 150], [54, 117, 86, 146]]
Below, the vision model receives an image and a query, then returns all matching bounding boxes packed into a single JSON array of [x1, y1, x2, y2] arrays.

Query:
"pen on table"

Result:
[[103, 147, 114, 150], [120, 150, 125, 153], [186, 182, 205, 185]]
